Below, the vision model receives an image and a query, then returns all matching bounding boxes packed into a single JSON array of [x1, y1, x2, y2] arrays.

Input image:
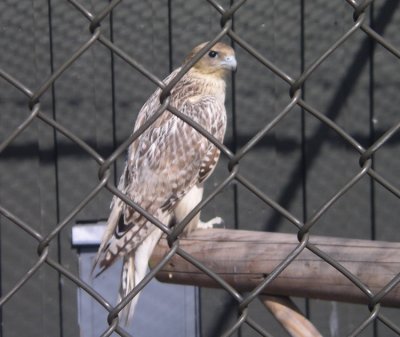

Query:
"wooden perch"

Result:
[[150, 229, 400, 307]]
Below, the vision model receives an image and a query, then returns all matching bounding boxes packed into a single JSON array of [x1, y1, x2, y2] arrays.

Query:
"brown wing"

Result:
[[123, 95, 226, 232], [95, 95, 226, 270]]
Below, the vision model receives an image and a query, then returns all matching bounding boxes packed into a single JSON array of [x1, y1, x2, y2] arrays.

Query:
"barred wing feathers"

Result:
[[94, 69, 227, 273]]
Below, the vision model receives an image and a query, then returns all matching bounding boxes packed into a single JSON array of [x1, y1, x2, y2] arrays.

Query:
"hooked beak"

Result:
[[220, 55, 237, 72]]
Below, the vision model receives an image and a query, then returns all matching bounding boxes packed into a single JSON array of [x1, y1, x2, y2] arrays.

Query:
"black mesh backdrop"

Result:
[[1, 1, 400, 336]]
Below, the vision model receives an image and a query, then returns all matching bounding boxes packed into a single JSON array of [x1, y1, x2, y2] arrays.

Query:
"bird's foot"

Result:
[[198, 216, 224, 229]]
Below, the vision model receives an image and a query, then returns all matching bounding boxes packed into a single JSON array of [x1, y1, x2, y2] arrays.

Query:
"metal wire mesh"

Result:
[[1, 0, 400, 336]]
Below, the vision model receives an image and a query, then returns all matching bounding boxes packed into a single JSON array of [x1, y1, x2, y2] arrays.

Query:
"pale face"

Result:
[[188, 42, 237, 75]]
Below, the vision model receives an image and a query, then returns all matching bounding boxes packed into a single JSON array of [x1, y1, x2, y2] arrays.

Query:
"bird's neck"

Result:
[[179, 69, 227, 103]]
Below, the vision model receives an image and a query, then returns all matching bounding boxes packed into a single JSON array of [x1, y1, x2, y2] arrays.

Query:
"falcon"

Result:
[[93, 41, 237, 322]]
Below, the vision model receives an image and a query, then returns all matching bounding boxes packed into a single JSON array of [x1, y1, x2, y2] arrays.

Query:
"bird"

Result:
[[93, 41, 237, 323]]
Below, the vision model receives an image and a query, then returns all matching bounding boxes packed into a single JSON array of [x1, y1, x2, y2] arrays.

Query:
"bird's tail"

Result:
[[118, 227, 164, 324], [91, 197, 124, 276], [119, 253, 137, 324]]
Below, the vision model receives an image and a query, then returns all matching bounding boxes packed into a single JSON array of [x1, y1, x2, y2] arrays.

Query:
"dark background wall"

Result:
[[1, 1, 399, 336]]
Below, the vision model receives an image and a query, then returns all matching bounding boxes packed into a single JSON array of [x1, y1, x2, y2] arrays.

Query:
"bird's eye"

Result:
[[208, 50, 218, 58]]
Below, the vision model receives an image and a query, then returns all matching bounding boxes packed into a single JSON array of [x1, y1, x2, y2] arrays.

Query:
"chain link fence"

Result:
[[1, 0, 400, 336]]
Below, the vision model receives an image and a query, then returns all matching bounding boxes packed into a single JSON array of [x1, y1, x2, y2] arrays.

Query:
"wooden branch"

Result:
[[150, 229, 400, 307], [260, 295, 322, 337]]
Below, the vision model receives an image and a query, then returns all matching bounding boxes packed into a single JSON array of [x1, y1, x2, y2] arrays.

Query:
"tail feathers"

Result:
[[119, 253, 137, 324], [92, 198, 124, 276], [117, 228, 164, 325]]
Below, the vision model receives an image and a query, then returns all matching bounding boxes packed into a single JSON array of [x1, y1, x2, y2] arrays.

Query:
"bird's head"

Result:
[[185, 42, 237, 77]]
